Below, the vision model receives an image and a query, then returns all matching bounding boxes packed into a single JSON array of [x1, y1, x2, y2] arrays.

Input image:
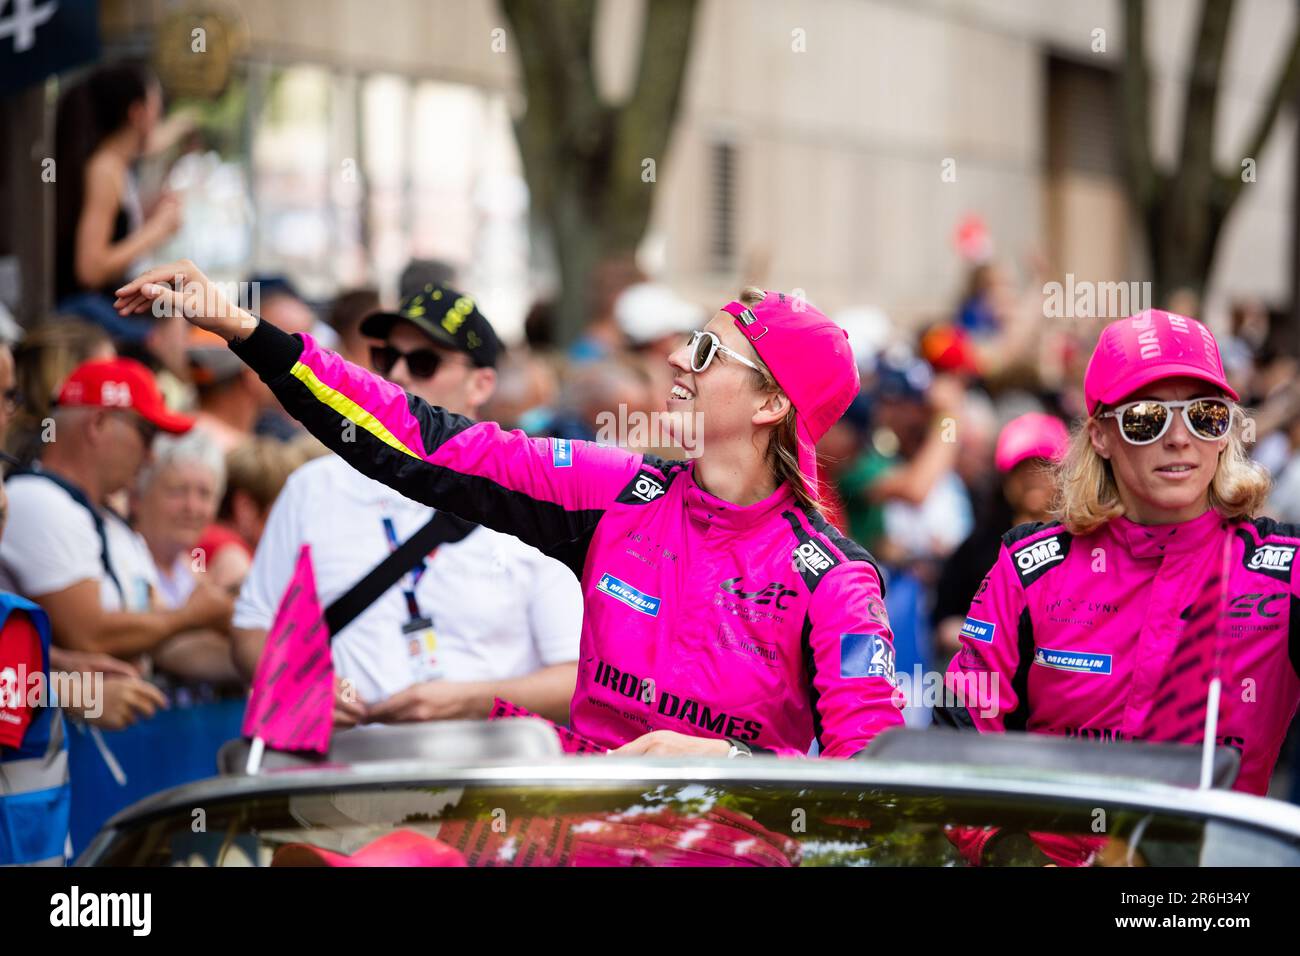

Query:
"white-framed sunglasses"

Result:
[[1097, 397, 1233, 445], [686, 330, 762, 374]]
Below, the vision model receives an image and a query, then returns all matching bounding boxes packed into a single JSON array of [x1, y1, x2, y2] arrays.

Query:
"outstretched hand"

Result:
[[114, 259, 258, 343]]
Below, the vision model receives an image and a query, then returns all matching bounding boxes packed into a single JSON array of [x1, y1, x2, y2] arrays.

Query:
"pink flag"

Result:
[[241, 545, 334, 754], [488, 697, 607, 754]]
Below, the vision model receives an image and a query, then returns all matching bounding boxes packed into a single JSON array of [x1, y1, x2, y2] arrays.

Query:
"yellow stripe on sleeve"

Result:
[[289, 361, 423, 460]]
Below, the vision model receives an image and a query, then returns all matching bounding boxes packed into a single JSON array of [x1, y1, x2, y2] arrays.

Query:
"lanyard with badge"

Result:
[[382, 516, 444, 683]]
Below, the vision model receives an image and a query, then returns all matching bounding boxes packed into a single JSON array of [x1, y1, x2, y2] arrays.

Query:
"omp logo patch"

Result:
[[1032, 647, 1112, 675], [1014, 535, 1068, 585], [551, 438, 573, 467], [631, 473, 664, 502], [959, 617, 995, 644], [596, 573, 662, 617], [1245, 543, 1295, 580], [793, 540, 833, 576], [840, 632, 896, 685]]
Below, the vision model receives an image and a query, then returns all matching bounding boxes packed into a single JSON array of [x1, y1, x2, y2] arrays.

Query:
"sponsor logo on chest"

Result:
[[1033, 646, 1113, 675], [596, 572, 662, 617]]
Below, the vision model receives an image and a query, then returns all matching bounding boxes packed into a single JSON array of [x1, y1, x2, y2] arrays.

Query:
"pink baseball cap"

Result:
[[722, 292, 860, 497], [995, 412, 1069, 472], [271, 829, 467, 867], [1083, 309, 1238, 415]]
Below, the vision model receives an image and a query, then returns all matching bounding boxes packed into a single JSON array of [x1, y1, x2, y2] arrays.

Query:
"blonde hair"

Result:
[[736, 286, 821, 513], [1052, 402, 1270, 535], [219, 437, 319, 519]]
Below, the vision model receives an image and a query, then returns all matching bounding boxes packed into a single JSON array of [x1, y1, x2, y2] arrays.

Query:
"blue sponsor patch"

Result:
[[551, 438, 573, 467], [1033, 647, 1112, 675], [596, 573, 662, 617], [840, 632, 897, 684], [960, 617, 995, 644]]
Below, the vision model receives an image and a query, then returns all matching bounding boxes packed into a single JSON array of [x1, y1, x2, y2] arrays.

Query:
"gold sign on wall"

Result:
[[153, 4, 249, 100]]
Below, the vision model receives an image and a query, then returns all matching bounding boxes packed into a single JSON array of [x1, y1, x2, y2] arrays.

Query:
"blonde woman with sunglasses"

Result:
[[939, 309, 1300, 864]]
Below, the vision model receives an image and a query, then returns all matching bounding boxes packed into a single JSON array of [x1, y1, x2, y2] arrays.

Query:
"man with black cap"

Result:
[[232, 284, 582, 727]]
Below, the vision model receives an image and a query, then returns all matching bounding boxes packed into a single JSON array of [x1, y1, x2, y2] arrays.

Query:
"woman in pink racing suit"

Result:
[[939, 309, 1300, 864], [115, 262, 905, 758]]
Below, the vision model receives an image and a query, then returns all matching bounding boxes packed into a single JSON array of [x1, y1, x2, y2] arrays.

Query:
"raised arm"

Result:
[[115, 262, 644, 555]]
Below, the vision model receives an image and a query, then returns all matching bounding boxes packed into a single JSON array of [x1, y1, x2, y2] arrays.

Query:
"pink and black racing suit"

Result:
[[939, 510, 1300, 862], [230, 321, 904, 756]]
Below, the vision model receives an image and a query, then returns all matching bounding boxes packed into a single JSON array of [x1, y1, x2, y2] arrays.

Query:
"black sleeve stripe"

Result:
[[935, 623, 1032, 732], [541, 530, 599, 580], [800, 612, 826, 752], [933, 700, 978, 730], [269, 365, 607, 559], [1291, 596, 1300, 682], [785, 507, 887, 598], [1250, 516, 1300, 541], [229, 316, 305, 376], [1005, 608, 1036, 732], [1001, 520, 1068, 549]]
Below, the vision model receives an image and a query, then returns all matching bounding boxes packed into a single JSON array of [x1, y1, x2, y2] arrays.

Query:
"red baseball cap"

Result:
[[722, 292, 860, 497], [271, 830, 468, 867], [56, 358, 194, 434], [1083, 310, 1238, 415]]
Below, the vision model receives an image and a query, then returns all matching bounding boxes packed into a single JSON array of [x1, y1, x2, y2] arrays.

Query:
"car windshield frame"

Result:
[[78, 756, 1300, 867]]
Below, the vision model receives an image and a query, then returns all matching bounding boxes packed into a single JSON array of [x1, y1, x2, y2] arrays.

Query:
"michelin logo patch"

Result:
[[1033, 647, 1112, 675], [840, 632, 897, 685], [960, 617, 995, 644], [596, 573, 662, 617], [551, 438, 573, 467]]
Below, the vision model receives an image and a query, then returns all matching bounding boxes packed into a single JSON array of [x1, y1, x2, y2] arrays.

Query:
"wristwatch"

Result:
[[725, 738, 753, 758]]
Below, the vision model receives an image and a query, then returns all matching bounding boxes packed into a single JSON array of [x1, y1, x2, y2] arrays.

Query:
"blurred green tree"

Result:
[[501, 0, 699, 345], [1122, 0, 1300, 307]]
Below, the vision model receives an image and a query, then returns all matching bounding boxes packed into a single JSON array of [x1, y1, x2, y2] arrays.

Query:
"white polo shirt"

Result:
[[0, 473, 158, 612], [233, 454, 583, 705]]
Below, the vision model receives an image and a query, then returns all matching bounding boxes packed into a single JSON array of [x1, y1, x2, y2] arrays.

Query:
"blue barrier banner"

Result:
[[66, 699, 245, 855]]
